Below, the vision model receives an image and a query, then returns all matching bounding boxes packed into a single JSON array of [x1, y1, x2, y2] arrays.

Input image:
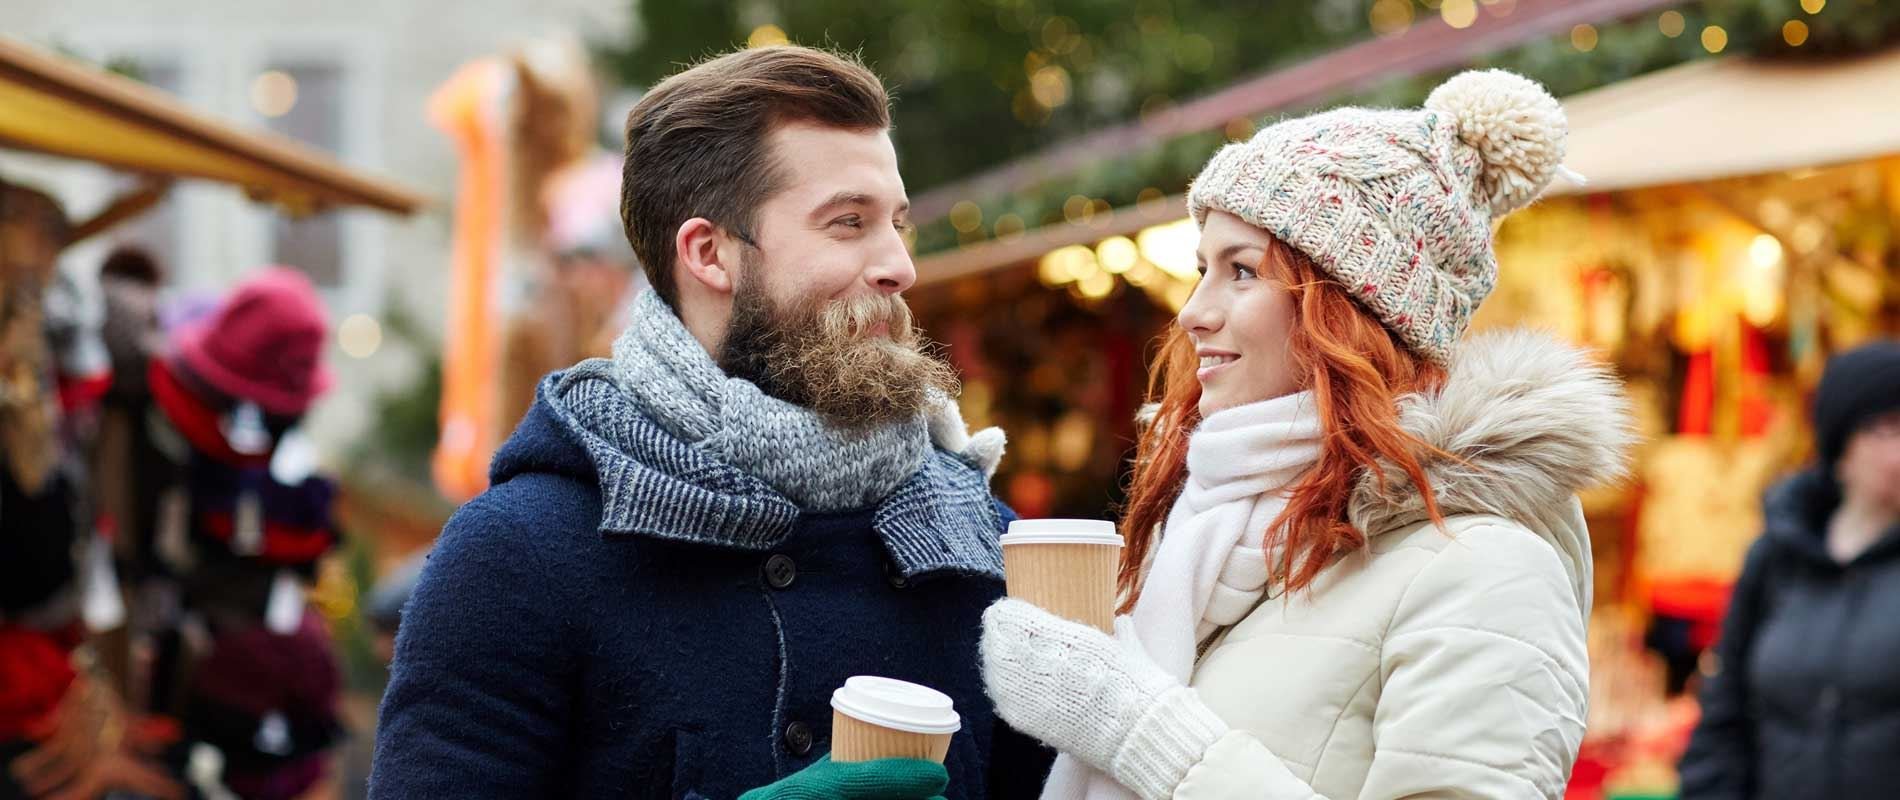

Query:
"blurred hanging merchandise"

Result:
[[428, 33, 641, 503]]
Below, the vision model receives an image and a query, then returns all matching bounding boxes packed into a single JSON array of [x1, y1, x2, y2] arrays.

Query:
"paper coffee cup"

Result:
[[998, 519, 1122, 633], [829, 676, 961, 763]]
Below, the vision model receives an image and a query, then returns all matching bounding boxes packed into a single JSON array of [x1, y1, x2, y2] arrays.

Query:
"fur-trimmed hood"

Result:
[[1347, 330, 1633, 615], [1347, 329, 1635, 536]]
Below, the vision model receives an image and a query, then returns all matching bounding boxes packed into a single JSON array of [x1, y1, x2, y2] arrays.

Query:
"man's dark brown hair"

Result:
[[620, 46, 892, 307]]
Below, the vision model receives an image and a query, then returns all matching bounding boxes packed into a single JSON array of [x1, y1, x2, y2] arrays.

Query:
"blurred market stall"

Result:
[[908, 45, 1900, 800], [2, 34, 424, 800]]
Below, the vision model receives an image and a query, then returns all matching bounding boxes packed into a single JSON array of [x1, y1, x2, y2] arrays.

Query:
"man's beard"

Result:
[[717, 255, 957, 427]]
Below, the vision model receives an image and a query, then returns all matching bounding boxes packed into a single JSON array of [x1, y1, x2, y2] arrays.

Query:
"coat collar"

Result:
[[1762, 468, 1900, 569], [1345, 330, 1635, 611], [1347, 329, 1635, 537], [535, 366, 1004, 581]]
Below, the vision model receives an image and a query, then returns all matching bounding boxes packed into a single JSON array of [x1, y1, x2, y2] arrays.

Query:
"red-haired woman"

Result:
[[981, 70, 1635, 799]]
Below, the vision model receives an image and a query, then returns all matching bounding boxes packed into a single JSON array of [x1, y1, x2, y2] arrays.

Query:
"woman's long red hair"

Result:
[[1117, 238, 1449, 611]]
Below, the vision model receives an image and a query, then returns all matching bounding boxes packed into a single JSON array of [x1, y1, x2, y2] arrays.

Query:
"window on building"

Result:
[[260, 61, 345, 287]]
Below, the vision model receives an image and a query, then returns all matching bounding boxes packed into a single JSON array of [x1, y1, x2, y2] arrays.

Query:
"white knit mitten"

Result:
[[980, 599, 1230, 800], [926, 394, 1006, 478]]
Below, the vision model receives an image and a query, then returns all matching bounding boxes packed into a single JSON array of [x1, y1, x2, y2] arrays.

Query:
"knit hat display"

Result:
[[149, 358, 272, 467], [1813, 339, 1900, 471], [1187, 69, 1568, 364], [0, 623, 76, 740], [185, 609, 341, 781], [172, 267, 333, 416]]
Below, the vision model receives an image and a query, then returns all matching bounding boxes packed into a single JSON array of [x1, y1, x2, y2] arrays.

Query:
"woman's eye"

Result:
[[1233, 263, 1258, 280]]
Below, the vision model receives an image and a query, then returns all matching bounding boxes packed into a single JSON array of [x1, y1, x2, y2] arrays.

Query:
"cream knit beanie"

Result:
[[1186, 69, 1568, 364]]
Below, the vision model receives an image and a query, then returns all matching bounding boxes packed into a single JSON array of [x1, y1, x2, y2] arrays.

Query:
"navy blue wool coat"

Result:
[[370, 370, 1052, 799]]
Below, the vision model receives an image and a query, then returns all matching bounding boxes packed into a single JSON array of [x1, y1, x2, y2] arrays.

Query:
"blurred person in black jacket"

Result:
[[1680, 339, 1900, 799]]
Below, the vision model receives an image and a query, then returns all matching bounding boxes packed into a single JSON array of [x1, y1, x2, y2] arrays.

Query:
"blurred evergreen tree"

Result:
[[599, 0, 1900, 254]]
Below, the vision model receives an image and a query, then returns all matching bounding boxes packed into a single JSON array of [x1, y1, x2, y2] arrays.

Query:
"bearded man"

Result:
[[371, 46, 1050, 800]]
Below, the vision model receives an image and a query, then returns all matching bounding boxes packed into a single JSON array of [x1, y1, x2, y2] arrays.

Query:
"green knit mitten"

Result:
[[736, 755, 949, 800]]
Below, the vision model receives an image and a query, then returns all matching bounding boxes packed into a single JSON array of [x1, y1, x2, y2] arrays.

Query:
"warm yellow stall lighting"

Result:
[[1038, 247, 1076, 286], [1030, 65, 1071, 108], [1441, 0, 1478, 29], [1658, 10, 1685, 37], [1702, 26, 1729, 54], [1124, 260, 1158, 288], [994, 213, 1026, 240], [1369, 0, 1414, 36], [1792, 219, 1827, 253], [1096, 236, 1139, 273], [1062, 194, 1091, 224], [1749, 233, 1783, 268], [949, 200, 983, 232], [1783, 20, 1810, 47], [1038, 244, 1098, 287], [1136, 218, 1199, 280], [1064, 247, 1101, 281], [1572, 24, 1599, 52], [1077, 270, 1115, 299]]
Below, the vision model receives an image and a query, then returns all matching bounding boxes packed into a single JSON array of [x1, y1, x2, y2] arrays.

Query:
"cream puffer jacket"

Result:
[[1175, 331, 1633, 799]]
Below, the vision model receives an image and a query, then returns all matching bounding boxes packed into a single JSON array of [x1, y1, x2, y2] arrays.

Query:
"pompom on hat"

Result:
[[1188, 69, 1569, 364]]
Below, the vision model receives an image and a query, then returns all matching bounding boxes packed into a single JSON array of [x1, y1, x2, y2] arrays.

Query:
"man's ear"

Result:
[[674, 217, 737, 294]]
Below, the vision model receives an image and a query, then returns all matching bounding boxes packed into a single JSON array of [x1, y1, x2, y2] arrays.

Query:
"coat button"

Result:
[[783, 721, 813, 756], [887, 565, 910, 589], [763, 554, 796, 590]]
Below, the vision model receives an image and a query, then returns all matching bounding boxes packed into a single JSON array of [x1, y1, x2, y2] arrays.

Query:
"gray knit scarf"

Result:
[[609, 290, 930, 512]]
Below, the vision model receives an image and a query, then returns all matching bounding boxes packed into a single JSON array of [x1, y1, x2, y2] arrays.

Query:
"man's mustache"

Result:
[[817, 294, 915, 340]]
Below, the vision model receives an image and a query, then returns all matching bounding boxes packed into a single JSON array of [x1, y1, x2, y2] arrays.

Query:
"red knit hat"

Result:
[[173, 267, 334, 416]]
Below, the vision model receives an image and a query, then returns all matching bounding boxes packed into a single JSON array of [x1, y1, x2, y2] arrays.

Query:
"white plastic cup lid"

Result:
[[830, 676, 961, 734], [1000, 519, 1123, 547]]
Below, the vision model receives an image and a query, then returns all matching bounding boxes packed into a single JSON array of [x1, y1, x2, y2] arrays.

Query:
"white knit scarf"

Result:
[[1043, 391, 1323, 800]]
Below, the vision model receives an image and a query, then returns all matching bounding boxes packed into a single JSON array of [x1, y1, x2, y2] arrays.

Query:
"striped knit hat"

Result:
[[1187, 70, 1568, 364]]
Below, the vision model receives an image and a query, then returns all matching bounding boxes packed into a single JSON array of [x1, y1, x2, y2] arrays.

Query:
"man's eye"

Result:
[[894, 220, 916, 234], [832, 216, 864, 229]]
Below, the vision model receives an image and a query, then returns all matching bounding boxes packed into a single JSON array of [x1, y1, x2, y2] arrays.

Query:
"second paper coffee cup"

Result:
[[998, 519, 1123, 633], [829, 676, 961, 763]]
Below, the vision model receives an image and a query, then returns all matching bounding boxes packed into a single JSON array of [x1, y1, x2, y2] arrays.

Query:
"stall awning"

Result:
[[1551, 47, 1900, 195], [0, 37, 425, 215]]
